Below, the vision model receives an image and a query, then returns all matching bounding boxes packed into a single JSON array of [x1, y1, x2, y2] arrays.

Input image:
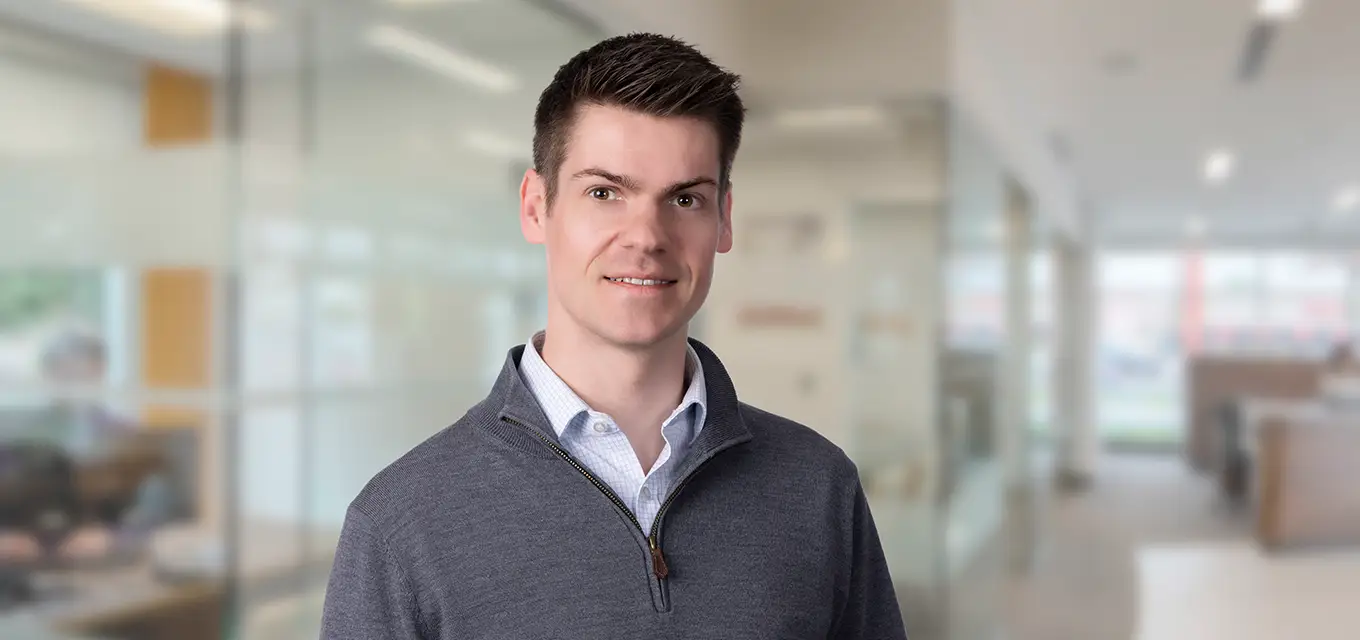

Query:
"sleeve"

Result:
[[320, 506, 427, 640], [830, 479, 910, 640]]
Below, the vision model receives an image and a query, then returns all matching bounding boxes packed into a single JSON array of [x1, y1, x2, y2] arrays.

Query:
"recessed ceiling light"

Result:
[[1203, 150, 1234, 185], [59, 0, 272, 37], [365, 25, 517, 93], [1258, 0, 1303, 21], [1332, 185, 1360, 213]]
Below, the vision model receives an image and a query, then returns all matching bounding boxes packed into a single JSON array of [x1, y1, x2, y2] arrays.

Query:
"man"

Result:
[[321, 33, 907, 639], [0, 330, 172, 563]]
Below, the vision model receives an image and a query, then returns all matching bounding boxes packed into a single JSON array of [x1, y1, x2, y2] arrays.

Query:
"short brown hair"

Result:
[[532, 33, 745, 204]]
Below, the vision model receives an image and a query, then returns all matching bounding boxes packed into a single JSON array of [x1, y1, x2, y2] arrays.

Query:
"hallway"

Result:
[[1006, 454, 1248, 639]]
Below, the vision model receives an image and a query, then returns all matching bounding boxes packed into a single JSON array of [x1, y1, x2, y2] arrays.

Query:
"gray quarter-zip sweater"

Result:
[[320, 339, 908, 639]]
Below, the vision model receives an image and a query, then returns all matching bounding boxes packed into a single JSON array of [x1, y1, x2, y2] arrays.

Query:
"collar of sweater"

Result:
[[490, 337, 753, 479]]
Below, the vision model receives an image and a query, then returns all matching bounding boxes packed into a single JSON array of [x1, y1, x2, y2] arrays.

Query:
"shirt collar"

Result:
[[517, 331, 707, 441]]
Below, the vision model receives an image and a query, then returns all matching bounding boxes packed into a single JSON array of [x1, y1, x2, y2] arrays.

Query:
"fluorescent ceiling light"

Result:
[[60, 0, 272, 37], [1332, 185, 1360, 213], [1258, 0, 1303, 20], [463, 131, 525, 160], [365, 25, 517, 94], [1203, 150, 1234, 185], [774, 106, 887, 129]]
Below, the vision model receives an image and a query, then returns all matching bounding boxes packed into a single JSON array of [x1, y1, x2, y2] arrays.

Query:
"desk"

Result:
[[1232, 398, 1325, 459], [1255, 418, 1360, 549], [0, 565, 219, 640], [1218, 399, 1322, 503]]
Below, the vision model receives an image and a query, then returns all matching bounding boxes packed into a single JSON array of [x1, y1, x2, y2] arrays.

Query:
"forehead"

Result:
[[561, 104, 721, 185]]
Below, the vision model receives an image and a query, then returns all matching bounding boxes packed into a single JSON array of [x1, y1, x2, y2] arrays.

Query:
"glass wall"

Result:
[[938, 106, 1010, 640], [233, 2, 601, 636], [1199, 251, 1351, 354], [0, 1, 596, 637], [0, 4, 235, 637], [1096, 252, 1183, 445], [1094, 249, 1357, 448]]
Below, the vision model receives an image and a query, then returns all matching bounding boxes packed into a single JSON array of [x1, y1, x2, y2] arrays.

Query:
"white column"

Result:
[[1053, 236, 1099, 488], [1002, 186, 1033, 488], [1003, 184, 1038, 573]]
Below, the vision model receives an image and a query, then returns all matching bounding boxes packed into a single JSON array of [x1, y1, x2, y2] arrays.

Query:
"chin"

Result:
[[596, 318, 686, 350]]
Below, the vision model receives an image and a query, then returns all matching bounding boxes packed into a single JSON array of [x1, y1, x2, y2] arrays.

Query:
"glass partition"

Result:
[[0, 10, 235, 639], [938, 105, 1010, 640], [231, 1, 603, 637]]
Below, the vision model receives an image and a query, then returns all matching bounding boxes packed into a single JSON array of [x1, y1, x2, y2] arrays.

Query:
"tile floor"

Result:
[[1006, 454, 1247, 639], [1137, 542, 1360, 640]]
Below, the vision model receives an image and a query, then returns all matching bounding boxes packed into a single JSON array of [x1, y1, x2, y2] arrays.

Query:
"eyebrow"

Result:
[[572, 168, 641, 191], [662, 177, 718, 196], [571, 167, 718, 196]]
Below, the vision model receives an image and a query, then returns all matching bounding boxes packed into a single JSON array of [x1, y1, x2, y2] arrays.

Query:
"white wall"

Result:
[[0, 53, 140, 159], [705, 128, 947, 436], [951, 0, 1082, 241]]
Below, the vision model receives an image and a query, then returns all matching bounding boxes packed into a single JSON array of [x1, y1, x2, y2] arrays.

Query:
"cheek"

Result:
[[683, 242, 719, 283], [681, 219, 724, 257], [546, 212, 610, 271]]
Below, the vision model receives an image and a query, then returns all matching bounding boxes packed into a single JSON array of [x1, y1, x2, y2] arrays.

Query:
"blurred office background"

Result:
[[0, 0, 1357, 638]]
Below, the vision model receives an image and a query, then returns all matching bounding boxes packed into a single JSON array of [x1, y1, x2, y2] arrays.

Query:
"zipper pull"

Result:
[[649, 536, 669, 580]]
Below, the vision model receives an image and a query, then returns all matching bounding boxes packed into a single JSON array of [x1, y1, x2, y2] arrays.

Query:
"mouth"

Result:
[[604, 276, 678, 287]]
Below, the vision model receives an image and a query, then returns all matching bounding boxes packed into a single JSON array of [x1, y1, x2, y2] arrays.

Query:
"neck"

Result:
[[539, 321, 689, 431]]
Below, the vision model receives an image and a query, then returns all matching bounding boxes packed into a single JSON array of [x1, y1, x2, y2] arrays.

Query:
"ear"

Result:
[[717, 186, 734, 254], [520, 168, 548, 244]]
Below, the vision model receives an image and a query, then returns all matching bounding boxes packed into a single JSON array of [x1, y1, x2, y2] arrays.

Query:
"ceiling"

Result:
[[0, 0, 602, 197], [564, 0, 1360, 248], [959, 0, 1360, 247], [561, 0, 950, 107], [3, 0, 1355, 249], [559, 0, 1082, 236], [0, 0, 599, 74]]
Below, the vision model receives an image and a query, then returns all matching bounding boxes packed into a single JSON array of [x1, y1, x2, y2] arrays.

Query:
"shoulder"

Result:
[[345, 402, 498, 532], [736, 402, 859, 482]]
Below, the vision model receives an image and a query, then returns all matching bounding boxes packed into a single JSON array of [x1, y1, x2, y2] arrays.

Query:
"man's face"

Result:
[[520, 104, 733, 350], [47, 355, 105, 385]]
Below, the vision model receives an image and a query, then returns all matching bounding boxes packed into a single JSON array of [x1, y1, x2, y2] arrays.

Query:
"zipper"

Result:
[[501, 415, 648, 537], [649, 535, 669, 579], [501, 414, 736, 610]]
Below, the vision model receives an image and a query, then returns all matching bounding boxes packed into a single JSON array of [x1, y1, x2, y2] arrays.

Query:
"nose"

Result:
[[618, 201, 670, 253]]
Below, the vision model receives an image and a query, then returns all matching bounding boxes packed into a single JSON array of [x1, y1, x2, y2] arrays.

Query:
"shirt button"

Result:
[[639, 486, 651, 500], [592, 421, 610, 434]]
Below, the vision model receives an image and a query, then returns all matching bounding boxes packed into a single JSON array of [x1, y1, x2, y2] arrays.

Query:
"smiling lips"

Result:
[[604, 276, 677, 287]]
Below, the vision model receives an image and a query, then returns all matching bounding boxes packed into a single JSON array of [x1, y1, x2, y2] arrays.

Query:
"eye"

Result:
[[588, 187, 618, 201], [671, 193, 702, 209]]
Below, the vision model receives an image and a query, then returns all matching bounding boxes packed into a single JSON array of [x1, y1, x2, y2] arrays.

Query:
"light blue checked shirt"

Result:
[[517, 331, 707, 532]]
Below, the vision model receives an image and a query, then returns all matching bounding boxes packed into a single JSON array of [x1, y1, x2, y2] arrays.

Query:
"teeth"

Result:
[[608, 277, 671, 286]]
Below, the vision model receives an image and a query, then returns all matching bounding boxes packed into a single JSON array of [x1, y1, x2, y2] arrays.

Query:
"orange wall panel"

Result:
[[139, 63, 214, 428], [143, 63, 212, 147], [139, 269, 212, 428]]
